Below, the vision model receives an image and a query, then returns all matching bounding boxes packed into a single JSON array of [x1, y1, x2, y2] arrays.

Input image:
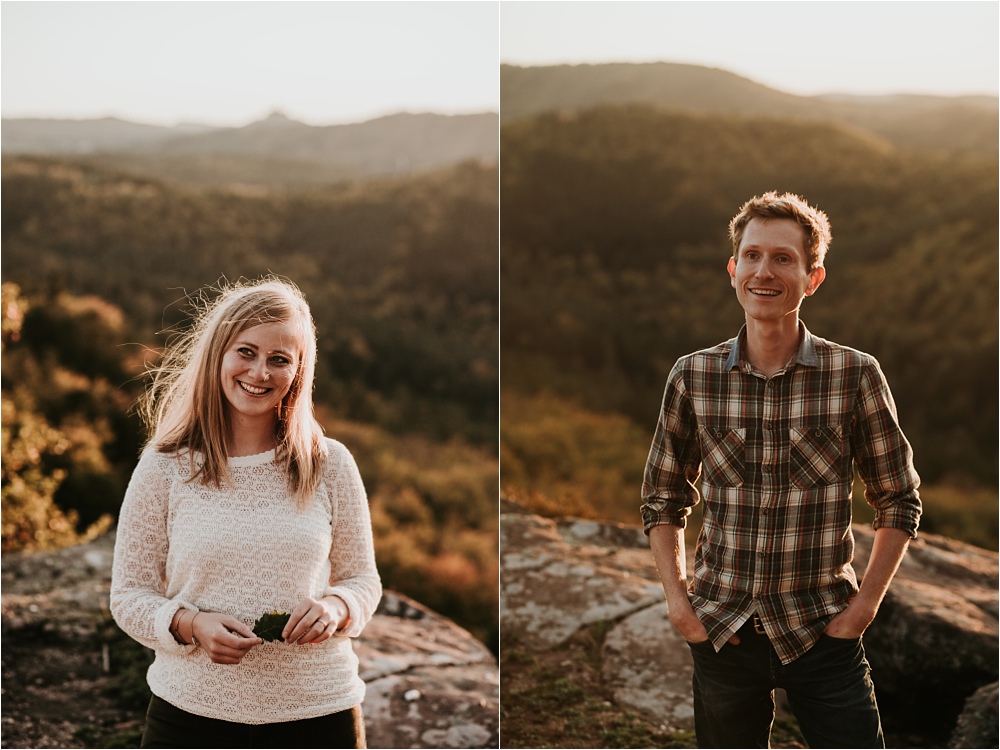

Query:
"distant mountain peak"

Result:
[[244, 109, 303, 130]]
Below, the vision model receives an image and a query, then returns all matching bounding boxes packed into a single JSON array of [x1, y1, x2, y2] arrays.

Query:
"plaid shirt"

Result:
[[641, 324, 921, 664]]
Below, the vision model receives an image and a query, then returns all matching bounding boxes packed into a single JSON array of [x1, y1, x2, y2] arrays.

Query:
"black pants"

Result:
[[688, 618, 883, 749], [141, 694, 366, 749]]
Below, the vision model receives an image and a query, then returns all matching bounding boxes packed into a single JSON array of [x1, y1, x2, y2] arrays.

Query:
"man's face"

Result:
[[727, 217, 825, 324]]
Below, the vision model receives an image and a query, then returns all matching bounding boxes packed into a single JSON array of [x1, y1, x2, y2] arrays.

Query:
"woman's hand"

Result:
[[190, 612, 262, 664], [282, 595, 350, 645]]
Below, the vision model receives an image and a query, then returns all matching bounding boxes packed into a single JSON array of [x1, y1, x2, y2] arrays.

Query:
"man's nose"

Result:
[[755, 258, 775, 278]]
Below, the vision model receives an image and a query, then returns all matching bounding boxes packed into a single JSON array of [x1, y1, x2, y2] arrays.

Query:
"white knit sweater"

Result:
[[110, 438, 382, 724]]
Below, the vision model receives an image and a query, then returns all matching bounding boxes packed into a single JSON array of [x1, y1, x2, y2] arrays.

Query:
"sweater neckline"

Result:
[[227, 448, 276, 468]]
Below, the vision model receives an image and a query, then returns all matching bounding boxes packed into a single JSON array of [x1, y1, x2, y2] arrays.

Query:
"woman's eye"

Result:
[[271, 356, 290, 366], [238, 347, 255, 357]]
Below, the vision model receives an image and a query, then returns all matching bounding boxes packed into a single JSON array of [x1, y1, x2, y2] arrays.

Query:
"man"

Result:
[[641, 191, 921, 748]]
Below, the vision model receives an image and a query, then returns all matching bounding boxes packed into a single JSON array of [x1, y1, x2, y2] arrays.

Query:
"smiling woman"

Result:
[[220, 321, 302, 456], [110, 277, 381, 748]]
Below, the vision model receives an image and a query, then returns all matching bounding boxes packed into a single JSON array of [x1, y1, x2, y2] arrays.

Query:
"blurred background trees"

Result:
[[500, 66, 997, 551], [1, 147, 499, 648]]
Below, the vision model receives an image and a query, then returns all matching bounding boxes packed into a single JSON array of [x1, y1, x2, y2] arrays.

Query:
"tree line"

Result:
[[1, 157, 500, 647], [500, 105, 997, 536]]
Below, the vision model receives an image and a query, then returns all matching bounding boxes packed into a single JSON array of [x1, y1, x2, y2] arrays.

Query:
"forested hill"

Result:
[[500, 62, 998, 155], [3, 154, 498, 445], [1, 111, 500, 188], [500, 104, 998, 508]]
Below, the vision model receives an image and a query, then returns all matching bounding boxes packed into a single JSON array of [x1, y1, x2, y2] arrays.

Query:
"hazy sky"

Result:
[[2, 1, 499, 126], [501, 1, 999, 97]]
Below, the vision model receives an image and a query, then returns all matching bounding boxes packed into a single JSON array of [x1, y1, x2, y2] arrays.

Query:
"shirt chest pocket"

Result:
[[699, 427, 746, 487], [789, 425, 846, 488]]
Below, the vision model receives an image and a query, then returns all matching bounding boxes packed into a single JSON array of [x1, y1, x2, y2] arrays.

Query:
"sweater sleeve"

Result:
[[110, 449, 198, 655], [321, 440, 382, 638]]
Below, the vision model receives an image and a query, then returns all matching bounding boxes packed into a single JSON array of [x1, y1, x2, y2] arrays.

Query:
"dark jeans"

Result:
[[141, 694, 366, 749], [688, 618, 884, 749]]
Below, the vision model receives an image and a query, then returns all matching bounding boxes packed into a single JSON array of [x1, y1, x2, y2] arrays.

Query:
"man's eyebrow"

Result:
[[741, 244, 798, 252]]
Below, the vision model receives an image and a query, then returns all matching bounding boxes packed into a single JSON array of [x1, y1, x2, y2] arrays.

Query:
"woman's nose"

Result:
[[251, 360, 270, 381]]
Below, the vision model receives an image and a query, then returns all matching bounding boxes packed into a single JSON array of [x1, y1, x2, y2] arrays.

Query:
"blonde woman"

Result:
[[111, 278, 381, 748]]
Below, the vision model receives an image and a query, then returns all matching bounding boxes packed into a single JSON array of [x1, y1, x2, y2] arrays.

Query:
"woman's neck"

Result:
[[227, 417, 278, 458]]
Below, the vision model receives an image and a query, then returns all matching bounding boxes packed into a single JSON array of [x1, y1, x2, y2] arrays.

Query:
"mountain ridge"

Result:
[[2, 110, 499, 186], [500, 62, 998, 154]]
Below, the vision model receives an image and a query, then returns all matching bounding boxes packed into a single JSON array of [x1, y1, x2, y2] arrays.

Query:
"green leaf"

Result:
[[252, 610, 291, 642]]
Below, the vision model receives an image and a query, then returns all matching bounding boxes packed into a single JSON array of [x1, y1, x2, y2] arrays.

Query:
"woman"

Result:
[[111, 278, 381, 748]]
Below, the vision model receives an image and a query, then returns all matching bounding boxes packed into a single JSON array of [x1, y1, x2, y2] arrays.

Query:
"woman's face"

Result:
[[219, 320, 301, 428]]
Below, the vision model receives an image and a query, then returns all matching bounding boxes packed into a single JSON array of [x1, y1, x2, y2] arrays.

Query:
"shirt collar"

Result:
[[725, 322, 820, 371]]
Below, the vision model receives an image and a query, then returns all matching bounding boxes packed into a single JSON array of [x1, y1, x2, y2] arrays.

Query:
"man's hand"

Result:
[[824, 527, 911, 640], [648, 524, 740, 646], [823, 598, 876, 639], [669, 596, 711, 644]]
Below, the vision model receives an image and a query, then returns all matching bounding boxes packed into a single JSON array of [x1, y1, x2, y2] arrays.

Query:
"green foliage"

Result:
[[501, 393, 649, 523], [253, 611, 291, 642], [501, 105, 998, 518], [501, 633, 693, 749], [914, 482, 1000, 551], [338, 417, 499, 649], [107, 635, 154, 712], [1, 156, 498, 449], [1, 285, 135, 552], [0, 159, 499, 647]]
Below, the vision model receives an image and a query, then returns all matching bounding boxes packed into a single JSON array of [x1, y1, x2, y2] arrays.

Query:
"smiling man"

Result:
[[641, 191, 921, 748]]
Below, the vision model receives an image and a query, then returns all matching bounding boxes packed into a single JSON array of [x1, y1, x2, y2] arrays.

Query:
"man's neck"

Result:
[[743, 315, 802, 378]]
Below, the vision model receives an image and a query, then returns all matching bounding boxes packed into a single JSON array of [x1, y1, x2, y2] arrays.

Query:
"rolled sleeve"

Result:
[[852, 359, 922, 538], [641, 362, 702, 534]]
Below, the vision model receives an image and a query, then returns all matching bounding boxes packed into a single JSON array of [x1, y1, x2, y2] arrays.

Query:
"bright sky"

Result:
[[1, 1, 500, 126], [500, 1, 999, 98]]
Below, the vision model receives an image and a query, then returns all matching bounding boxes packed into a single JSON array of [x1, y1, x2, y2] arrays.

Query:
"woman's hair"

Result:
[[138, 277, 327, 504]]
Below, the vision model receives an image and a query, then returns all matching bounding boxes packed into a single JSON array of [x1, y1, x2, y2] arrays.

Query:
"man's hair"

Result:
[[138, 277, 327, 505], [729, 191, 832, 271]]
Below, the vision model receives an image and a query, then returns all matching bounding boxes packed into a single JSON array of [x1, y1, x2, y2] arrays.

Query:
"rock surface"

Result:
[[500, 506, 999, 745], [1, 532, 498, 749], [948, 681, 999, 749]]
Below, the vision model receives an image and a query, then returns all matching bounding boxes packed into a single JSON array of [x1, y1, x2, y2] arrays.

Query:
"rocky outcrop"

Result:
[[1, 532, 498, 749], [357, 594, 499, 749], [501, 505, 999, 745], [949, 681, 999, 749]]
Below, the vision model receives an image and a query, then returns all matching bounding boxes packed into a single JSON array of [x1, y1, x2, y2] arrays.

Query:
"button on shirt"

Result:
[[641, 324, 921, 664]]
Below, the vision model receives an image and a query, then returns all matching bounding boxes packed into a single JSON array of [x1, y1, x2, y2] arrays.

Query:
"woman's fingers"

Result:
[[192, 612, 262, 664], [204, 632, 260, 664], [302, 619, 338, 644], [282, 597, 340, 644]]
